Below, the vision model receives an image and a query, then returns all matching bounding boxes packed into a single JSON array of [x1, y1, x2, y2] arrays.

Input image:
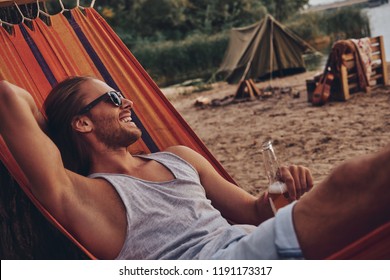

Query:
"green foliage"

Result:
[[286, 13, 323, 42], [319, 7, 371, 40], [262, 0, 309, 21], [287, 7, 371, 50], [184, 0, 267, 34], [132, 33, 229, 86], [95, 0, 268, 41]]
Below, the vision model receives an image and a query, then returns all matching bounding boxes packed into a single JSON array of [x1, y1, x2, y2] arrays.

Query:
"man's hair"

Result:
[[43, 76, 93, 176]]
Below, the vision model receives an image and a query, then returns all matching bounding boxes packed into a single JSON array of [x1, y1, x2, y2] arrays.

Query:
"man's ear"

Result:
[[71, 115, 93, 133]]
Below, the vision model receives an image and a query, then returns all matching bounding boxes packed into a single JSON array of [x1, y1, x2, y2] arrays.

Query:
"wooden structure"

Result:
[[339, 36, 388, 100], [235, 79, 261, 99]]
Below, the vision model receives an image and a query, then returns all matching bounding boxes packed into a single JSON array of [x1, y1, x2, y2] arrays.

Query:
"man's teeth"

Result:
[[121, 117, 132, 123]]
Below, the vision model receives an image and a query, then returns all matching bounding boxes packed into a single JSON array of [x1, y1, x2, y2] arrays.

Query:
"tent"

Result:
[[216, 14, 317, 84]]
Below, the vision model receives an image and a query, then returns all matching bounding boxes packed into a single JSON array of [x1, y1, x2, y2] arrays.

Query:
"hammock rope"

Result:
[[0, 0, 96, 26]]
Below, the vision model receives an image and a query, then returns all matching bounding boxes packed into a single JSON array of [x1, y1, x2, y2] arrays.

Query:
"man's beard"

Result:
[[91, 115, 142, 149]]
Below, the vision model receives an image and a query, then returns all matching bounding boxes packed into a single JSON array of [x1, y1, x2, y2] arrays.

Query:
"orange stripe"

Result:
[[8, 25, 53, 96], [44, 13, 102, 78], [0, 26, 50, 104]]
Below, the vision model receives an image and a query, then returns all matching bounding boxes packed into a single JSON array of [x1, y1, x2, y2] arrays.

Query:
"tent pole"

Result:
[[269, 17, 273, 88], [241, 61, 252, 82]]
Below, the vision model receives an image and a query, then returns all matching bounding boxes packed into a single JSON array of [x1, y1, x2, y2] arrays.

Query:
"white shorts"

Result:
[[211, 202, 303, 259]]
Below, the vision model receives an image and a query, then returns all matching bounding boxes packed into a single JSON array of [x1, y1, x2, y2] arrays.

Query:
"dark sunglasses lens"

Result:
[[109, 92, 122, 106]]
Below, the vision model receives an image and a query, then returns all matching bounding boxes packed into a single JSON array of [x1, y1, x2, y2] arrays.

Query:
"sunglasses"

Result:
[[78, 91, 124, 115]]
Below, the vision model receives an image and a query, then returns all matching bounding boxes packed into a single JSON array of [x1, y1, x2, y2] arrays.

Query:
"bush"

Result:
[[286, 13, 323, 43], [287, 7, 370, 51], [320, 7, 371, 40], [131, 33, 229, 87]]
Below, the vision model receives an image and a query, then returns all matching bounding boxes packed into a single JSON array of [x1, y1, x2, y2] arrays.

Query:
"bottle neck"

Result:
[[261, 139, 284, 189]]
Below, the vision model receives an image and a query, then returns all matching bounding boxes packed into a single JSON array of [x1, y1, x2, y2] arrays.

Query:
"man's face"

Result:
[[78, 79, 142, 149]]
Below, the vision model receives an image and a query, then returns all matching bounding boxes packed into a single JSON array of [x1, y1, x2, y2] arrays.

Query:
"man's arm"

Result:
[[166, 145, 313, 225], [0, 81, 74, 214], [0, 81, 130, 259]]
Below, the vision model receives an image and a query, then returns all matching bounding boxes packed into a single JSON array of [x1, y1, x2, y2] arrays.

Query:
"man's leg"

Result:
[[293, 146, 390, 259]]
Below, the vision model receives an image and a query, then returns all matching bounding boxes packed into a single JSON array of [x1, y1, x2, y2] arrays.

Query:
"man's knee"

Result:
[[323, 151, 388, 196]]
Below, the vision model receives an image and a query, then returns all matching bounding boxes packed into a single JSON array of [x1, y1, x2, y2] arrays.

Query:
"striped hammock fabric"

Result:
[[0, 6, 389, 260]]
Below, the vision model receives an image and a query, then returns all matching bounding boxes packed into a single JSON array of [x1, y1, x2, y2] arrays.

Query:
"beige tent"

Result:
[[217, 14, 317, 84]]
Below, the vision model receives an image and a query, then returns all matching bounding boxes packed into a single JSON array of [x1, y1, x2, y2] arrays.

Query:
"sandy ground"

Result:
[[164, 65, 390, 195]]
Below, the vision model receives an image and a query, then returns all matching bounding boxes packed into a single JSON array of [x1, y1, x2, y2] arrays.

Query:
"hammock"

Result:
[[0, 2, 389, 260], [0, 2, 234, 259]]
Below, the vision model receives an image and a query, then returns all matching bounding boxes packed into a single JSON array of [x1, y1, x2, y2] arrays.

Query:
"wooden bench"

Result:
[[339, 36, 388, 101]]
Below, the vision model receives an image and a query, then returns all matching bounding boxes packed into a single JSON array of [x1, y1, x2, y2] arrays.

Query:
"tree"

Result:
[[95, 0, 267, 41], [132, 0, 191, 39], [53, 0, 310, 41], [262, 0, 309, 21], [185, 0, 266, 34]]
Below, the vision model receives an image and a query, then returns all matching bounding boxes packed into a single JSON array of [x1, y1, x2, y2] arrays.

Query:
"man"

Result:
[[0, 77, 389, 259]]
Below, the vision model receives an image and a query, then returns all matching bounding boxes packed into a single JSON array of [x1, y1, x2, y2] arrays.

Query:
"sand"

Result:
[[164, 66, 390, 195]]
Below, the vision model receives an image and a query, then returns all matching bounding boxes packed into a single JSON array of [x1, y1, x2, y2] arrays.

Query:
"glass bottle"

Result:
[[261, 139, 289, 211]]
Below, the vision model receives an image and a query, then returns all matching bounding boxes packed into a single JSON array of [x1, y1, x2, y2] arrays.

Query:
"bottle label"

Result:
[[268, 181, 287, 194]]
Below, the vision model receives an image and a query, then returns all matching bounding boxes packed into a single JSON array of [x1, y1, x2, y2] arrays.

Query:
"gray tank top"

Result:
[[89, 152, 255, 259]]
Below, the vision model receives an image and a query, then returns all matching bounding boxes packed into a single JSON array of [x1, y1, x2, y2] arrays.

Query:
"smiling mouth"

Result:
[[120, 116, 132, 123], [120, 116, 138, 128]]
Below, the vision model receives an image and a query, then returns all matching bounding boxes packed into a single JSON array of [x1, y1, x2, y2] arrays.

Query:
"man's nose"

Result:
[[121, 98, 133, 109]]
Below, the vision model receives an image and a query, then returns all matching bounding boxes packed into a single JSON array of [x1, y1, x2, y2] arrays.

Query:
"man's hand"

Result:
[[254, 165, 314, 222], [279, 165, 314, 201]]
